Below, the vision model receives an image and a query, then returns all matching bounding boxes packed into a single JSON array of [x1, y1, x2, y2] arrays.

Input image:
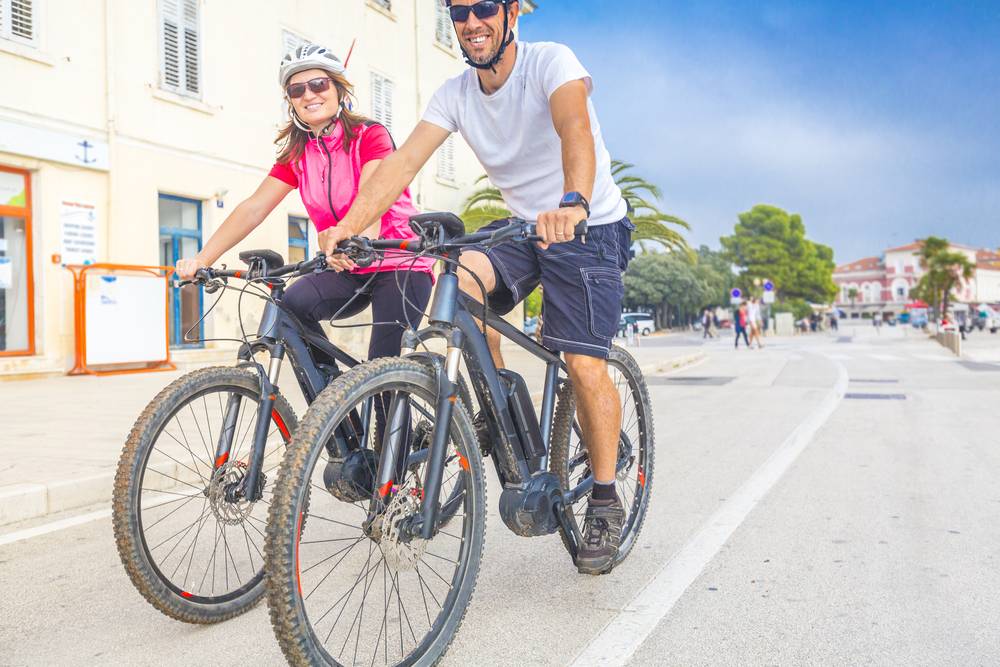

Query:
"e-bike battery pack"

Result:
[[497, 369, 545, 467]]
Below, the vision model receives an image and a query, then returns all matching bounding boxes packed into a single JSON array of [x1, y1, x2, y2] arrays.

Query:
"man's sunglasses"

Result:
[[286, 77, 334, 99], [449, 1, 503, 23]]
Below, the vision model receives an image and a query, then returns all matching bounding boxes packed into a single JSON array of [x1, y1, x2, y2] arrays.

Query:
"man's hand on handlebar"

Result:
[[318, 226, 357, 272], [535, 207, 588, 250]]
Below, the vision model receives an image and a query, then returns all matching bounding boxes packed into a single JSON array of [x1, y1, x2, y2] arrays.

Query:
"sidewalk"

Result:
[[0, 333, 702, 525]]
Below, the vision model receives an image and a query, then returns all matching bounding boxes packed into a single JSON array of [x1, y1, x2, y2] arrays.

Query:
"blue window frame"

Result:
[[158, 194, 204, 348], [288, 215, 309, 264]]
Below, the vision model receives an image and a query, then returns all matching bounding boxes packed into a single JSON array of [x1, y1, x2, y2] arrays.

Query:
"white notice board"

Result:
[[85, 273, 168, 365], [61, 201, 99, 265]]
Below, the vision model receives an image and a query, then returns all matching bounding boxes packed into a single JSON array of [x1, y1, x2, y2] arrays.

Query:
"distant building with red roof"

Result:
[[833, 240, 1000, 316]]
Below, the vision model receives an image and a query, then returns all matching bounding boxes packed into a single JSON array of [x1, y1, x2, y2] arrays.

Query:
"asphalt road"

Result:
[[2, 330, 999, 666]]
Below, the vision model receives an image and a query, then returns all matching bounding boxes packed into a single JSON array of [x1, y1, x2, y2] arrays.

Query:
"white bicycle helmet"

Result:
[[279, 43, 346, 87]]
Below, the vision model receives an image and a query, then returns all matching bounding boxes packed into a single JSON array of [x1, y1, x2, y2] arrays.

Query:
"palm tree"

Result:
[[611, 160, 689, 253], [459, 162, 691, 253], [913, 237, 975, 321]]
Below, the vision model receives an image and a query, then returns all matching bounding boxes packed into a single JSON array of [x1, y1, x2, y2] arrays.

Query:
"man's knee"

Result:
[[565, 353, 609, 385], [456, 251, 497, 301]]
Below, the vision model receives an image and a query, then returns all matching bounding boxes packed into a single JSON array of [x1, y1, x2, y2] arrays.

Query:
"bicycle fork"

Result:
[[212, 346, 288, 502]]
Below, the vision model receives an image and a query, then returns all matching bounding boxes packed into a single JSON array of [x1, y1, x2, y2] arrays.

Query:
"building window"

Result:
[[435, 1, 453, 48], [0, 0, 37, 46], [288, 215, 309, 264], [0, 166, 34, 356], [370, 72, 394, 133], [158, 0, 201, 98], [158, 194, 203, 347], [437, 134, 456, 182], [282, 28, 308, 57]]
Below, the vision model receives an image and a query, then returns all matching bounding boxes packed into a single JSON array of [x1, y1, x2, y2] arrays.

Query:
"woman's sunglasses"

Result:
[[449, 0, 503, 23], [286, 77, 334, 99]]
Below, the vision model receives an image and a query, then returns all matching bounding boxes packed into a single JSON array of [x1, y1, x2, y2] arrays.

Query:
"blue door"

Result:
[[158, 194, 203, 348]]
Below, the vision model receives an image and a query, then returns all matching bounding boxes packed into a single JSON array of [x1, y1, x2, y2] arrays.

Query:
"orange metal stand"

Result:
[[66, 263, 177, 376]]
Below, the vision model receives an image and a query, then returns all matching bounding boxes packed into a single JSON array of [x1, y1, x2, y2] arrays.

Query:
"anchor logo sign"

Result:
[[75, 140, 97, 165]]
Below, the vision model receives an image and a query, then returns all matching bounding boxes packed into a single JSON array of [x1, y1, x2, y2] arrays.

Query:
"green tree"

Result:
[[611, 160, 690, 253], [912, 237, 975, 320], [623, 253, 713, 328], [459, 163, 691, 251], [847, 287, 858, 308], [719, 204, 837, 304]]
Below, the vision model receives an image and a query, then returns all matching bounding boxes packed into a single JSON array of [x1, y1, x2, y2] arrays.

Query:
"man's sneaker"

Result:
[[576, 496, 624, 575]]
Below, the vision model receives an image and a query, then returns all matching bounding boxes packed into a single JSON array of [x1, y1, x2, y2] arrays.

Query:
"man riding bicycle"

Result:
[[322, 0, 633, 574]]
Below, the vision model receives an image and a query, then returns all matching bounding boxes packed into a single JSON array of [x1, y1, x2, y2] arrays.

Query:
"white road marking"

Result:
[[0, 508, 111, 547], [869, 354, 903, 361], [827, 353, 852, 360], [570, 358, 849, 667]]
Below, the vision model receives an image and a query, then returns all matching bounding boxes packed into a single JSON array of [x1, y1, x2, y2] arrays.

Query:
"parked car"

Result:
[[620, 312, 656, 336]]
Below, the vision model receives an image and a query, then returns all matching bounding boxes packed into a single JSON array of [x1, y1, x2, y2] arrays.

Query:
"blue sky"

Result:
[[520, 1, 1000, 263]]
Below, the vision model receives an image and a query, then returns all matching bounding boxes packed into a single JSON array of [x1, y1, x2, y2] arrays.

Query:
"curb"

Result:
[[0, 351, 709, 529], [0, 460, 186, 528]]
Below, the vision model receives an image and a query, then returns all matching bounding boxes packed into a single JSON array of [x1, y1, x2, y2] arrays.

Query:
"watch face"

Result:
[[561, 193, 577, 206]]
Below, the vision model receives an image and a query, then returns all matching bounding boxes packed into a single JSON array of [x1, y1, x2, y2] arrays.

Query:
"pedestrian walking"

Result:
[[702, 307, 715, 339], [747, 296, 764, 348], [734, 302, 750, 349]]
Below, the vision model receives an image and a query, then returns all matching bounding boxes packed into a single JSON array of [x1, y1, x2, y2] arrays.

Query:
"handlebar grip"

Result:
[[573, 220, 589, 237]]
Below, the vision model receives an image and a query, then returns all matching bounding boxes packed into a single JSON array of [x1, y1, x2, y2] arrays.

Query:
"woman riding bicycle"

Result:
[[175, 43, 434, 361]]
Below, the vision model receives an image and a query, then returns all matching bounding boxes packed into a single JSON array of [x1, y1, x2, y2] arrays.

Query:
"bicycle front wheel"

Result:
[[266, 357, 486, 667], [112, 366, 296, 623]]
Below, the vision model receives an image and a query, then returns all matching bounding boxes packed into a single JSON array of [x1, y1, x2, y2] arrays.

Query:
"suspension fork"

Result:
[[239, 343, 286, 501], [418, 339, 465, 540]]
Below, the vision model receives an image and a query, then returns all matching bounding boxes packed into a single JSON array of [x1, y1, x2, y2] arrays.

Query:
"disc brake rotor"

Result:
[[208, 461, 261, 526]]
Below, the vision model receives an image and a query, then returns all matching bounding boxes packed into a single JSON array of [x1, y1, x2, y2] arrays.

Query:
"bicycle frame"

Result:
[[209, 276, 367, 502], [386, 248, 619, 542]]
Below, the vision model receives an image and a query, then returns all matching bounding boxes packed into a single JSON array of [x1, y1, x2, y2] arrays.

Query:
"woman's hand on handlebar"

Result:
[[176, 257, 208, 281], [318, 227, 357, 272]]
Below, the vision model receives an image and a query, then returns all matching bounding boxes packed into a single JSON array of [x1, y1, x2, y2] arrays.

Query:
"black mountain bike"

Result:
[[112, 249, 458, 623], [265, 214, 654, 666]]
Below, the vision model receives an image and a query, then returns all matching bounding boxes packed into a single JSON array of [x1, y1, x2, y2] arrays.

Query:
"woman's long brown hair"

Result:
[[274, 70, 370, 164]]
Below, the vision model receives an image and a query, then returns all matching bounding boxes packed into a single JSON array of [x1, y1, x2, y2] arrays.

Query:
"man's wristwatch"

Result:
[[559, 191, 590, 218]]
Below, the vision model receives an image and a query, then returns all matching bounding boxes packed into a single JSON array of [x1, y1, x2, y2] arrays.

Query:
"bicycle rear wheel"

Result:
[[550, 345, 654, 567], [112, 366, 296, 623], [266, 357, 486, 666]]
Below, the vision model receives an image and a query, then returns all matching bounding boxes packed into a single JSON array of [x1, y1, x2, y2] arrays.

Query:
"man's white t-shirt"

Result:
[[422, 41, 628, 227]]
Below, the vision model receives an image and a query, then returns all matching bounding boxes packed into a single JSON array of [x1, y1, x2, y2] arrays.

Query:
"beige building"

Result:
[[0, 0, 534, 377]]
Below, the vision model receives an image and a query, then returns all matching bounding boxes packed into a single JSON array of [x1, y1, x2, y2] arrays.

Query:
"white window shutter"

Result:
[[160, 0, 182, 90], [282, 29, 307, 56], [181, 0, 200, 96], [435, 2, 453, 48], [9, 0, 35, 44], [159, 0, 201, 98], [437, 134, 455, 182], [371, 72, 393, 133]]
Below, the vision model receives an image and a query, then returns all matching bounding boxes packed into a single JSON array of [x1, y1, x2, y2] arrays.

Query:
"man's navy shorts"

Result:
[[464, 217, 635, 359]]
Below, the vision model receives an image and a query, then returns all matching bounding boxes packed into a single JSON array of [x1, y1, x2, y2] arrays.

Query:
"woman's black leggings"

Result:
[[282, 270, 433, 360]]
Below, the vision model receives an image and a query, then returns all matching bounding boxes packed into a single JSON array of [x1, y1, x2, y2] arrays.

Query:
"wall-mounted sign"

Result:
[[0, 117, 109, 172], [60, 201, 99, 265]]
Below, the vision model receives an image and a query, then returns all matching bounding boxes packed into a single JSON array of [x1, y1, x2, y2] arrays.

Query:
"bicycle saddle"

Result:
[[409, 212, 466, 240], [238, 249, 285, 272]]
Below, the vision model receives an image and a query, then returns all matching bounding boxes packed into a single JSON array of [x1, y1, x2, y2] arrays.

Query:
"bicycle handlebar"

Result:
[[178, 216, 588, 286], [333, 217, 589, 262]]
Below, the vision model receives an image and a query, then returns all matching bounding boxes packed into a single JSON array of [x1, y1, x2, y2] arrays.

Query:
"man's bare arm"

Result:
[[337, 121, 452, 236], [550, 79, 596, 201]]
